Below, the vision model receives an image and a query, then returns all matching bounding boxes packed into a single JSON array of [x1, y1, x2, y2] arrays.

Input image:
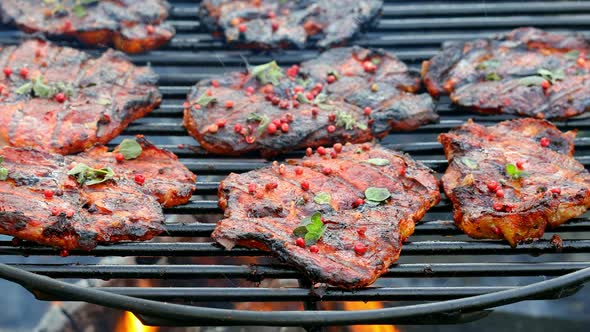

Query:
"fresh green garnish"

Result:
[[313, 192, 331, 205], [293, 211, 327, 245], [250, 61, 284, 85], [537, 68, 565, 84], [371, 58, 382, 65], [335, 110, 368, 130], [314, 93, 328, 104], [296, 93, 311, 104], [564, 50, 580, 60], [16, 76, 72, 99], [364, 187, 391, 203], [505, 163, 528, 180], [247, 113, 271, 135], [195, 93, 217, 107], [97, 97, 112, 106], [485, 72, 501, 81], [44, 0, 97, 18], [363, 158, 390, 166], [117, 139, 143, 160], [461, 157, 478, 169], [518, 76, 547, 87], [67, 163, 115, 186], [476, 59, 501, 70], [0, 156, 7, 181]]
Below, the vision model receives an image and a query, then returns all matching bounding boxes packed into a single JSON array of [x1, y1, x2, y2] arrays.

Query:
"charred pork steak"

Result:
[[184, 47, 438, 156], [422, 27, 590, 119], [0, 135, 196, 250], [0, 0, 174, 53], [439, 119, 590, 247], [199, 0, 382, 49], [0, 40, 161, 154], [212, 143, 440, 288]]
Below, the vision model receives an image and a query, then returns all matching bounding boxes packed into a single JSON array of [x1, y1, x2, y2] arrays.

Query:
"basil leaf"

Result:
[[519, 76, 546, 87], [505, 163, 528, 179], [565, 50, 580, 60], [293, 226, 308, 238], [364, 187, 391, 202], [313, 192, 331, 205], [97, 97, 112, 105], [538, 68, 565, 84], [461, 157, 478, 169], [72, 4, 86, 17], [195, 93, 217, 107], [247, 113, 271, 135], [314, 93, 328, 104], [485, 72, 501, 81], [0, 167, 7, 181], [476, 59, 500, 70], [292, 211, 327, 245], [16, 82, 33, 95], [32, 77, 54, 98], [118, 139, 143, 160], [67, 163, 115, 186], [250, 61, 284, 85], [296, 93, 311, 104], [363, 158, 390, 166]]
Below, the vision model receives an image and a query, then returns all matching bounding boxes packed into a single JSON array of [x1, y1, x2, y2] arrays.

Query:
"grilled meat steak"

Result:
[[0, 40, 161, 154], [439, 119, 590, 247], [0, 0, 174, 53], [199, 0, 382, 49], [184, 47, 438, 156], [422, 27, 590, 119], [0, 135, 196, 250], [212, 143, 440, 288]]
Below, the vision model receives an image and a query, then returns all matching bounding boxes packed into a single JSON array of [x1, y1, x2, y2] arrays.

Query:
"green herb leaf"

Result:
[[565, 50, 580, 60], [314, 93, 328, 104], [16, 82, 33, 95], [364, 187, 391, 203], [335, 110, 357, 130], [461, 157, 478, 169], [519, 76, 547, 87], [118, 139, 143, 160], [0, 156, 6, 181], [537, 68, 565, 84], [97, 97, 112, 105], [250, 61, 284, 85], [363, 158, 390, 166], [32, 77, 54, 98], [195, 93, 217, 107], [476, 59, 501, 70], [296, 93, 311, 104], [485, 72, 502, 81], [247, 113, 271, 135], [313, 192, 331, 205], [72, 4, 86, 17], [292, 212, 328, 245], [505, 163, 528, 180], [371, 57, 381, 65], [67, 163, 115, 186]]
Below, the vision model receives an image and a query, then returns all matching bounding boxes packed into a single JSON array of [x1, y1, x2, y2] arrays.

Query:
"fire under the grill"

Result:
[[2, 1, 590, 332]]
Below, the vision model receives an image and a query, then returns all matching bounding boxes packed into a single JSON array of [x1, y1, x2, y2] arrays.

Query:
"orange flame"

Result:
[[115, 311, 158, 332], [343, 302, 400, 332]]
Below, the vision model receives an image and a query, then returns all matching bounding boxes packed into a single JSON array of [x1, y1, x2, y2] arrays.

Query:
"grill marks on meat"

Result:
[[212, 144, 440, 288], [184, 47, 438, 156], [422, 27, 590, 119], [199, 0, 382, 49], [439, 119, 590, 247], [0, 40, 160, 154], [0, 136, 196, 250], [0, 0, 174, 53]]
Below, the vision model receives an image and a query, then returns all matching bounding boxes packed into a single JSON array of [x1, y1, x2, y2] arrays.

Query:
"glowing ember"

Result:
[[115, 311, 158, 332], [343, 302, 401, 332]]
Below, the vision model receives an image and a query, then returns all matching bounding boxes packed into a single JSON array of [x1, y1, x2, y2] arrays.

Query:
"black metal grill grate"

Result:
[[3, 0, 590, 329]]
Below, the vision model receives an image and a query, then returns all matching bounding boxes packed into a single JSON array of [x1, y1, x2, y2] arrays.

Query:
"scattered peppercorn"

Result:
[[65, 209, 75, 218], [330, 150, 337, 159], [301, 181, 310, 191], [306, 147, 313, 156], [265, 182, 278, 191], [354, 242, 367, 255], [322, 167, 332, 175], [309, 245, 319, 253], [146, 25, 155, 34], [328, 113, 336, 122], [317, 146, 326, 155], [363, 61, 376, 73], [280, 122, 289, 133], [496, 189, 505, 198], [311, 108, 318, 117], [267, 123, 277, 134], [51, 206, 60, 216], [216, 119, 227, 128], [327, 75, 336, 84], [357, 227, 366, 236], [550, 188, 561, 195], [238, 24, 247, 33], [211, 79, 220, 88], [295, 167, 304, 175], [3, 67, 11, 77], [43, 189, 54, 199], [271, 21, 279, 31], [296, 237, 306, 248], [19, 67, 28, 78], [55, 92, 66, 103], [487, 180, 499, 192], [333, 143, 343, 153], [352, 198, 364, 208], [363, 107, 372, 116], [225, 100, 234, 108], [248, 183, 257, 194], [371, 83, 379, 92], [540, 137, 550, 147], [516, 160, 524, 169], [134, 174, 146, 185], [541, 80, 551, 90], [493, 202, 503, 211], [234, 123, 242, 133], [327, 125, 336, 133]]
